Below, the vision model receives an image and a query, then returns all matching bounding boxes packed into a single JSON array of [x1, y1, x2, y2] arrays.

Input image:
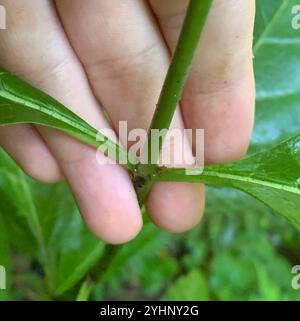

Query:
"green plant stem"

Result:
[[76, 277, 93, 301], [89, 244, 121, 283], [134, 0, 212, 203], [70, 244, 121, 301]]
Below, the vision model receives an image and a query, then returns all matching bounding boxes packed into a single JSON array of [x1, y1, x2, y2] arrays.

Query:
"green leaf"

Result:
[[254, 0, 283, 45], [156, 135, 300, 230], [0, 151, 44, 259], [205, 136, 300, 229], [49, 206, 105, 296], [94, 223, 177, 298], [163, 269, 209, 301], [209, 233, 299, 300], [209, 252, 256, 300], [255, 266, 281, 301], [200, 0, 300, 231], [0, 150, 105, 296], [251, 0, 300, 153], [0, 68, 134, 169], [192, 0, 300, 234]]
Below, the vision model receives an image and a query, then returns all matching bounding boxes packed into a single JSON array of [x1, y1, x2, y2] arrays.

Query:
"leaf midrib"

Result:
[[203, 169, 300, 195], [0, 89, 97, 138], [253, 0, 289, 54], [0, 84, 136, 169]]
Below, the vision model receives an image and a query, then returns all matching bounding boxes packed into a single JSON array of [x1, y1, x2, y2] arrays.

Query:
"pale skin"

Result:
[[0, 0, 255, 244]]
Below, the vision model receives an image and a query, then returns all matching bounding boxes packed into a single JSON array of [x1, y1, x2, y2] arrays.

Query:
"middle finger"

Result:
[[55, 0, 205, 232]]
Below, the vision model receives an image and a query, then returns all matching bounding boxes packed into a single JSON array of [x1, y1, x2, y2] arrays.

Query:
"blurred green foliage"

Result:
[[0, 0, 300, 300]]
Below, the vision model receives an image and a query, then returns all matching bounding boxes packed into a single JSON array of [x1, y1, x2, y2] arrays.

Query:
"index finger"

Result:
[[150, 0, 256, 163]]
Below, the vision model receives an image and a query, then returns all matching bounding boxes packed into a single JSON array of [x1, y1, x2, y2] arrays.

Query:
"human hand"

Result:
[[0, 0, 255, 244]]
